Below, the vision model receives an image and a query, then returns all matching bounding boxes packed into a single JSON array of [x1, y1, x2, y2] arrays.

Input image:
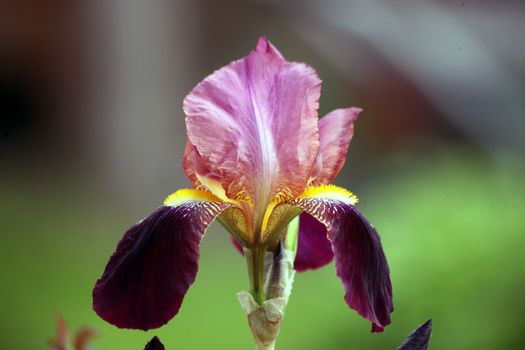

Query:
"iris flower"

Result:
[[93, 37, 393, 335]]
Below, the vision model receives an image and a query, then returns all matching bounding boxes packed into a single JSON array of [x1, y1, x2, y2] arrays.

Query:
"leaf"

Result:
[[144, 336, 165, 350], [397, 319, 432, 350]]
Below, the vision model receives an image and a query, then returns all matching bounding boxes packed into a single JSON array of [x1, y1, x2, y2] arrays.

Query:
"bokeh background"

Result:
[[1, 0, 524, 349]]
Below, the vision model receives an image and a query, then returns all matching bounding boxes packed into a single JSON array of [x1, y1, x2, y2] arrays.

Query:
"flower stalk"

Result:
[[239, 218, 299, 349], [246, 246, 267, 305]]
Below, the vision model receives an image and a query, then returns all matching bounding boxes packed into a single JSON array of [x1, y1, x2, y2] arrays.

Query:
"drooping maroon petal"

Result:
[[291, 197, 393, 332], [93, 202, 229, 330], [310, 108, 361, 184], [294, 212, 334, 272], [184, 37, 321, 205]]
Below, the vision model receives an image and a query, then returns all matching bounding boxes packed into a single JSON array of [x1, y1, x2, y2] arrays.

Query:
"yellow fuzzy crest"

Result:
[[164, 189, 223, 207], [298, 184, 359, 205]]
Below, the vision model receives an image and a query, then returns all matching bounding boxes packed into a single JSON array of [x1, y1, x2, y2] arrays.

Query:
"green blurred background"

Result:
[[1, 1, 524, 349]]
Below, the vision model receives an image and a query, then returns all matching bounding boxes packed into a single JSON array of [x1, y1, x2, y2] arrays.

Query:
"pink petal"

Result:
[[291, 197, 393, 332], [311, 108, 361, 184], [294, 212, 334, 272], [255, 36, 284, 59], [184, 37, 321, 207], [93, 202, 229, 330], [182, 141, 201, 187], [183, 141, 219, 187]]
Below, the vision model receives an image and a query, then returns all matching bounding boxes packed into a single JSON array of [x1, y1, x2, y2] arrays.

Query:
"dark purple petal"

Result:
[[291, 198, 393, 332], [294, 212, 334, 272], [93, 202, 229, 330], [144, 336, 165, 350], [397, 320, 433, 350]]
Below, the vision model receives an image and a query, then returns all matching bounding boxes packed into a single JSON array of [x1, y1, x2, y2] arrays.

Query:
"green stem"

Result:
[[247, 246, 266, 305]]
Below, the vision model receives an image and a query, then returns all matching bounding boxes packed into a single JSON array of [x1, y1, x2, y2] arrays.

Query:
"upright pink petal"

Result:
[[184, 37, 321, 209], [183, 141, 219, 188], [255, 36, 284, 59], [311, 108, 361, 184], [182, 142, 201, 187]]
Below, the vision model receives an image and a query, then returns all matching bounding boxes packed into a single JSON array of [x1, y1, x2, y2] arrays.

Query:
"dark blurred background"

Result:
[[1, 0, 524, 349]]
